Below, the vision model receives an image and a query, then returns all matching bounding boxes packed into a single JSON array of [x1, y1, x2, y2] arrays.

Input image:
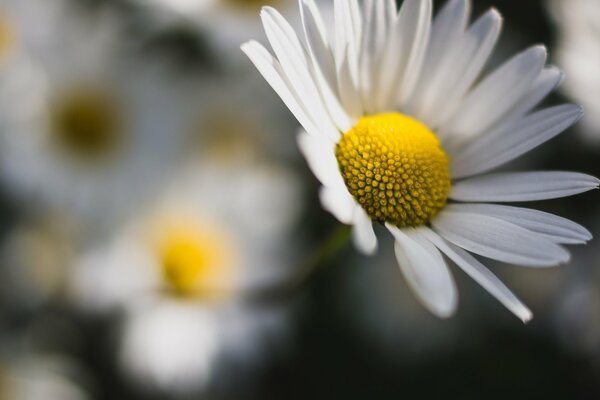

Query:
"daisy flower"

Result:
[[549, 0, 600, 143], [69, 156, 301, 394], [0, 0, 187, 226], [242, 0, 598, 321]]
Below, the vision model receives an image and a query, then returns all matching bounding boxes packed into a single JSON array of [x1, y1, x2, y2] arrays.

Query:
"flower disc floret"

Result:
[[336, 113, 451, 227]]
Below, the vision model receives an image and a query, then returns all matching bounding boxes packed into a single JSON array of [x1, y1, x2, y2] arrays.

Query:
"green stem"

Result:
[[249, 224, 352, 303]]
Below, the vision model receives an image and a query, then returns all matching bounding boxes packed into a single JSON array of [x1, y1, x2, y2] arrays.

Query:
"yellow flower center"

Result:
[[50, 88, 122, 161], [158, 223, 236, 298], [336, 113, 451, 227]]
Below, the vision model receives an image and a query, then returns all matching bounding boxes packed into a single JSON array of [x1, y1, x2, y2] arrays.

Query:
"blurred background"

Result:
[[0, 0, 599, 399]]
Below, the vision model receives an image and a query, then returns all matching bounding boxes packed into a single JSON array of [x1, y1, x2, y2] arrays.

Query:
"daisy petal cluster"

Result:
[[243, 0, 599, 321]]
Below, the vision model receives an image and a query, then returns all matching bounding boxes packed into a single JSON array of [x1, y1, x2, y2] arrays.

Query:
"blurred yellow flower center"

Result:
[[159, 224, 236, 298], [50, 89, 122, 160], [0, 13, 14, 61], [336, 113, 451, 227]]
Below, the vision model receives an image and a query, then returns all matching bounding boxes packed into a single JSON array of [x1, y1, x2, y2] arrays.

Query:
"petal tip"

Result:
[[488, 7, 503, 20], [521, 311, 533, 324], [434, 303, 458, 319], [534, 44, 547, 54], [240, 41, 253, 52], [260, 5, 277, 18]]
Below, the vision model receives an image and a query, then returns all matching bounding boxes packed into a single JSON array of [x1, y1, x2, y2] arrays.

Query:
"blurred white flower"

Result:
[[0, 354, 91, 400], [70, 155, 301, 395], [119, 301, 220, 393], [550, 0, 600, 142], [0, 0, 188, 227], [0, 215, 75, 311]]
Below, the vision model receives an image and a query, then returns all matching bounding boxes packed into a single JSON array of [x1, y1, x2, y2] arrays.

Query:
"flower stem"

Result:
[[248, 224, 352, 303]]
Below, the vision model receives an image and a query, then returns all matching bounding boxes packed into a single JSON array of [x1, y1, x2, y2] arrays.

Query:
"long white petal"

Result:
[[450, 172, 599, 202], [408, 0, 470, 120], [335, 0, 363, 118], [451, 104, 583, 178], [337, 47, 363, 119], [241, 41, 319, 137], [261, 7, 340, 141], [500, 66, 564, 125], [431, 210, 570, 267], [441, 46, 547, 143], [390, 0, 432, 109], [387, 224, 457, 318], [352, 206, 378, 255], [300, 0, 336, 88], [429, 8, 503, 129], [384, 0, 432, 109], [420, 227, 532, 322], [300, 0, 353, 132], [444, 204, 592, 244], [358, 0, 388, 113]]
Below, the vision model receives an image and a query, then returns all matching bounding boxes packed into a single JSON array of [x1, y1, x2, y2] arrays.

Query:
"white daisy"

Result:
[[242, 0, 599, 321], [549, 0, 600, 143], [69, 157, 301, 394], [0, 354, 91, 400], [0, 0, 187, 226]]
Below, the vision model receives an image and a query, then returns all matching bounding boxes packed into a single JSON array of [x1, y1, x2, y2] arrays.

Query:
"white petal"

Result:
[[380, 0, 432, 110], [335, 0, 362, 64], [358, 0, 387, 113], [352, 206, 378, 255], [429, 8, 503, 128], [336, 47, 363, 119], [397, 0, 433, 108], [300, 0, 336, 88], [334, 0, 363, 118], [408, 0, 470, 119], [261, 7, 340, 141], [296, 130, 343, 188], [300, 0, 353, 132], [431, 209, 570, 267], [420, 227, 532, 322], [387, 224, 458, 318], [444, 204, 592, 244], [500, 66, 564, 125], [450, 172, 599, 202], [319, 185, 356, 225], [386, 0, 397, 24], [241, 41, 319, 137], [441, 46, 547, 143], [422, 0, 471, 78], [451, 104, 583, 178]]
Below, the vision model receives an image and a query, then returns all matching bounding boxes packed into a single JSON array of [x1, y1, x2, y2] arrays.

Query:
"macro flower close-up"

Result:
[[243, 0, 598, 321], [0, 0, 599, 398]]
